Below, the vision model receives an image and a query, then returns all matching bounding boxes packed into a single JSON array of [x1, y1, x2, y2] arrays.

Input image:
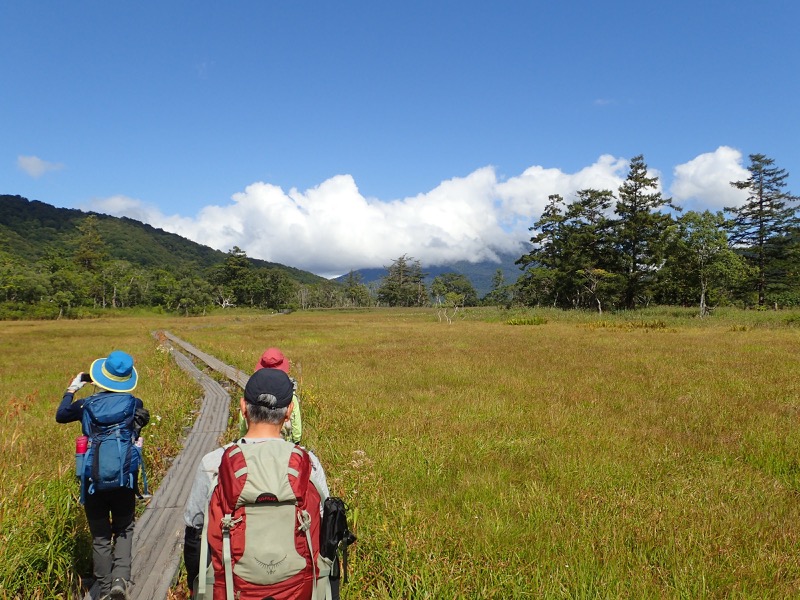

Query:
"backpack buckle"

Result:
[[297, 509, 311, 533]]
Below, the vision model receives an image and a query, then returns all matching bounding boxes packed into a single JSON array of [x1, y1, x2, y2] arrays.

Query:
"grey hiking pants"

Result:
[[84, 487, 136, 593]]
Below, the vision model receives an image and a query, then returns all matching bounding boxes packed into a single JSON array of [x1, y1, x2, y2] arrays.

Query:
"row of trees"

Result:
[[0, 214, 482, 316], [2, 152, 796, 318], [318, 255, 474, 314], [513, 154, 799, 314]]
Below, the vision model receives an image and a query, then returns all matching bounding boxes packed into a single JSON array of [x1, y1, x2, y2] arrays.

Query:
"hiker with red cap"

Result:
[[55, 350, 150, 600], [253, 347, 302, 444]]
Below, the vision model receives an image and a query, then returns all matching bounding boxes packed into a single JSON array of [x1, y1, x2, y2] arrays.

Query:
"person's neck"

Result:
[[244, 422, 283, 439]]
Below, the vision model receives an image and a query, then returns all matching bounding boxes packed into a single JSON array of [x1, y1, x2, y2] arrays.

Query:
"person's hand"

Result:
[[67, 373, 86, 393]]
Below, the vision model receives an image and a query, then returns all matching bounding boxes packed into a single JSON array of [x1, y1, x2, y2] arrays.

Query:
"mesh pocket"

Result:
[[233, 503, 306, 585]]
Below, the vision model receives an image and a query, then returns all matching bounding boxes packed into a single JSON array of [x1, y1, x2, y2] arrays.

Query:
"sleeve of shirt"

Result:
[[290, 394, 302, 443], [133, 398, 150, 435], [55, 391, 83, 424], [308, 450, 329, 516], [183, 447, 225, 529]]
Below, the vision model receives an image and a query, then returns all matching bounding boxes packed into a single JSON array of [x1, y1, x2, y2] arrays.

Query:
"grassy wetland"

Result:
[[2, 307, 800, 598]]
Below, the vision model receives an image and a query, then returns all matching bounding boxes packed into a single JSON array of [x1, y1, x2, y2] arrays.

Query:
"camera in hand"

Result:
[[80, 372, 93, 383]]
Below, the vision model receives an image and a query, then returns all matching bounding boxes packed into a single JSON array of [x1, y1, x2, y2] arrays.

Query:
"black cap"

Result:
[[244, 368, 294, 408]]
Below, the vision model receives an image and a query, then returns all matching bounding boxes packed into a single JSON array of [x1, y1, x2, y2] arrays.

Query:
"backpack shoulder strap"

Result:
[[196, 469, 217, 600], [218, 444, 244, 600], [289, 445, 319, 596], [194, 443, 235, 600], [289, 445, 311, 492]]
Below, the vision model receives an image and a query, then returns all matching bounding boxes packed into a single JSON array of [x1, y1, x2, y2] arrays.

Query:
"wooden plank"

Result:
[[161, 331, 250, 389], [128, 335, 232, 600]]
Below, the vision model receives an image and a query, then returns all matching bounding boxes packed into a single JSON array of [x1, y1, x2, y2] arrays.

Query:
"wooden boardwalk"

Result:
[[160, 331, 250, 389], [82, 330, 242, 600]]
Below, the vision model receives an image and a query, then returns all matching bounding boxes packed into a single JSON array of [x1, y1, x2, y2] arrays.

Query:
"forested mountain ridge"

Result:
[[0, 194, 324, 283]]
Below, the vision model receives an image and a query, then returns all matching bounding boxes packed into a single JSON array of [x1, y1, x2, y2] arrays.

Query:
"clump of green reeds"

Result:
[[586, 319, 668, 330], [506, 316, 548, 326]]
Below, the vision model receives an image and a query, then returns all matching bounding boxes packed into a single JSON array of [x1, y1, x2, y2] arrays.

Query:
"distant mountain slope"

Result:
[[336, 251, 525, 298], [0, 194, 326, 284]]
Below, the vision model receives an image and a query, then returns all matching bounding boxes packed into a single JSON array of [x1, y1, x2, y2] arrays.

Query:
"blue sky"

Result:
[[3, 1, 799, 276]]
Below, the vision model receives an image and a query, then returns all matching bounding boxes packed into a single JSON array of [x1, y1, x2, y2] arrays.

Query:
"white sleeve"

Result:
[[308, 451, 329, 515], [182, 447, 225, 529]]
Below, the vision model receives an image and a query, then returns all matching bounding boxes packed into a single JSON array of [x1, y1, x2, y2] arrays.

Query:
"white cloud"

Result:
[[179, 171, 518, 275], [17, 155, 64, 178], [496, 154, 628, 227], [88, 152, 748, 277], [670, 146, 750, 210]]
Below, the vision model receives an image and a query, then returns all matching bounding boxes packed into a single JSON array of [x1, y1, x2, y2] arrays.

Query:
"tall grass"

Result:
[[168, 307, 800, 598], [3, 308, 800, 598], [0, 317, 202, 599]]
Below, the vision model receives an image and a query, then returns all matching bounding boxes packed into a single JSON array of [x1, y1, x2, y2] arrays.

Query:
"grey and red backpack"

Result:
[[197, 440, 332, 600]]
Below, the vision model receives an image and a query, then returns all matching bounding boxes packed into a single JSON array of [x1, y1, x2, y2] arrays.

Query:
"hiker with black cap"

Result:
[[55, 350, 149, 600], [183, 367, 331, 599]]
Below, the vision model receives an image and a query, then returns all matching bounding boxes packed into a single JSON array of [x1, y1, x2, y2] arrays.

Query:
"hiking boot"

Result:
[[109, 578, 129, 600]]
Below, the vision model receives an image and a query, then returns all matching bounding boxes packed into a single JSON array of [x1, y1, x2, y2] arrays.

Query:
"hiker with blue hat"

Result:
[[55, 350, 150, 600]]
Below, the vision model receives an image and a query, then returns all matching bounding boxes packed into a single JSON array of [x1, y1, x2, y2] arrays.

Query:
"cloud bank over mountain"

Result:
[[86, 147, 750, 277]]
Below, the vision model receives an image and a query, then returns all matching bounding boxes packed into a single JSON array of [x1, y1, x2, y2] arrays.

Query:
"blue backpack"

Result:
[[80, 392, 147, 503]]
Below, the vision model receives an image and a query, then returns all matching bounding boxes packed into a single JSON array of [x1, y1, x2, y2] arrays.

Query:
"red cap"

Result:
[[254, 347, 289, 373]]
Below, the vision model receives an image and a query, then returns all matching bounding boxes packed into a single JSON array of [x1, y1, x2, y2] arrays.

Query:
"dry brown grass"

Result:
[[3, 308, 800, 598], [166, 307, 800, 598]]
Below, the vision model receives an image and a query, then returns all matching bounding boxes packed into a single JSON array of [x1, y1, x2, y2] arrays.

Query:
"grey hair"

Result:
[[244, 399, 289, 425]]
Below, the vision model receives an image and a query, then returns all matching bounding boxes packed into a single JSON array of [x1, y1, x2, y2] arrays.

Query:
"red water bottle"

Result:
[[75, 435, 88, 478]]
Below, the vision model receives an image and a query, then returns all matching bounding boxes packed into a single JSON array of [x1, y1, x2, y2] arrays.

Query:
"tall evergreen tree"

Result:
[[207, 246, 252, 307], [612, 155, 679, 309], [377, 254, 427, 306], [565, 189, 619, 311], [516, 194, 568, 306], [517, 190, 619, 310], [73, 215, 109, 272], [726, 154, 799, 306], [484, 268, 512, 307], [342, 270, 372, 307]]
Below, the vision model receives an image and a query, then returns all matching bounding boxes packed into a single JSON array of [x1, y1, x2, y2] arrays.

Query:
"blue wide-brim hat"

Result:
[[90, 350, 138, 392]]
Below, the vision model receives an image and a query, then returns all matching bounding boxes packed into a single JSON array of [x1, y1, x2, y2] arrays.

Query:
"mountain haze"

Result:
[[336, 252, 524, 298]]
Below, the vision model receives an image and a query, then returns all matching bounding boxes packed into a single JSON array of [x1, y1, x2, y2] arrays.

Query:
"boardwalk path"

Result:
[[84, 330, 245, 600]]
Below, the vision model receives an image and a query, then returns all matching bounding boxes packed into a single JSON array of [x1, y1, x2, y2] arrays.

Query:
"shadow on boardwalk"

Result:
[[81, 330, 240, 600]]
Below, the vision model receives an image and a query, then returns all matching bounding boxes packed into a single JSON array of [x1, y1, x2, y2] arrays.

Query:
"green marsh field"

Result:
[[2, 308, 800, 599]]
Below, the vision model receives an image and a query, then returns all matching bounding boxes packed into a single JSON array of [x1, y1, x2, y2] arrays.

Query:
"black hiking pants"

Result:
[[84, 487, 136, 594], [184, 525, 202, 596]]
